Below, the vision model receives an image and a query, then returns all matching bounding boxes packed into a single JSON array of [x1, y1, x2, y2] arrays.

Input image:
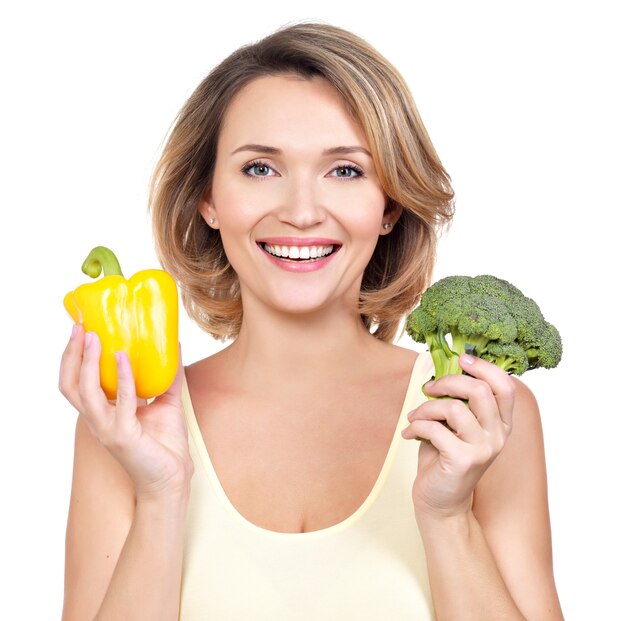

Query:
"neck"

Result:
[[221, 298, 384, 390]]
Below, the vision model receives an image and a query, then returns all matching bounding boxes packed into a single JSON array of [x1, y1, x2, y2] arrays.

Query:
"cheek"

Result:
[[208, 194, 251, 266], [343, 192, 386, 239], [212, 183, 266, 236]]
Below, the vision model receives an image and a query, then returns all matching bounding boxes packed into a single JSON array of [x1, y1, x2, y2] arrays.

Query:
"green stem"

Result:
[[81, 246, 124, 278]]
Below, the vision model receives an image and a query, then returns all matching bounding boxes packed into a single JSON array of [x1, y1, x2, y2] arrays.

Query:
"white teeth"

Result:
[[262, 244, 335, 260]]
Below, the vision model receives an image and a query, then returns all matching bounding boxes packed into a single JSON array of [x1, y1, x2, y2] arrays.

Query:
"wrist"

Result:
[[413, 492, 473, 527], [134, 458, 194, 507], [135, 482, 191, 514], [414, 506, 475, 536]]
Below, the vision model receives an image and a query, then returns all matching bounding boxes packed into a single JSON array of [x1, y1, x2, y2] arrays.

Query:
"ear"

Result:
[[199, 188, 219, 229], [380, 200, 403, 235]]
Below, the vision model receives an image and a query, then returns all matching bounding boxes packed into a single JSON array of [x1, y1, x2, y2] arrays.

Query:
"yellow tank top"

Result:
[[179, 353, 435, 620]]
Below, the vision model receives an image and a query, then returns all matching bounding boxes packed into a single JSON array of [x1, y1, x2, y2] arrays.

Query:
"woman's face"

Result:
[[200, 74, 399, 317]]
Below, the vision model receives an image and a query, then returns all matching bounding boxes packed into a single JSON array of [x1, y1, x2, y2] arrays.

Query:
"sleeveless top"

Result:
[[178, 353, 436, 620]]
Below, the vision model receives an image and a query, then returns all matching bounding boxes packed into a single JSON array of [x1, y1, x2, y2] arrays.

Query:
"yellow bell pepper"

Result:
[[64, 246, 179, 400]]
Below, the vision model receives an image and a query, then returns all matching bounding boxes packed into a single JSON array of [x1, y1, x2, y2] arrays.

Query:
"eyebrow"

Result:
[[230, 144, 372, 158]]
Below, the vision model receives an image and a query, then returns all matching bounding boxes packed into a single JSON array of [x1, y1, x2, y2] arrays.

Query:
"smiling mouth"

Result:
[[259, 242, 340, 262]]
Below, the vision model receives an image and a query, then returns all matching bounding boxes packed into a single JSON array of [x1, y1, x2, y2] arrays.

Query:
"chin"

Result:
[[240, 273, 363, 318], [273, 298, 336, 316]]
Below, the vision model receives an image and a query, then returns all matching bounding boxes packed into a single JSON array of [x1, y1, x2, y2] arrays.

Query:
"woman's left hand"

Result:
[[401, 353, 517, 520]]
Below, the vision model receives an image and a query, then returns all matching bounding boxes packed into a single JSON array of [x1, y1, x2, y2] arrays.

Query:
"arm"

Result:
[[472, 379, 563, 620], [62, 416, 190, 621], [60, 326, 192, 621], [416, 510, 523, 619], [402, 355, 563, 620], [62, 414, 134, 620], [98, 495, 188, 621]]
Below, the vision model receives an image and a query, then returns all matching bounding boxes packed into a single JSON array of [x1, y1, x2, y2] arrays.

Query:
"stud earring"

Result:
[[209, 218, 215, 225], [383, 223, 392, 230]]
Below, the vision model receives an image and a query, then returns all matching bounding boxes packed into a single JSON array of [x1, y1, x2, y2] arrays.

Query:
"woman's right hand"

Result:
[[59, 324, 193, 502]]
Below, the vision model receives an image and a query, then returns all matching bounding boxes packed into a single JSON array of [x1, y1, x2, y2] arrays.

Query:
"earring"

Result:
[[383, 223, 392, 230], [209, 217, 215, 225]]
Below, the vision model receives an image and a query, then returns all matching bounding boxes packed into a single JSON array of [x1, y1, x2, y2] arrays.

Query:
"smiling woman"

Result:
[[149, 25, 455, 342], [195, 74, 396, 315], [59, 20, 563, 621]]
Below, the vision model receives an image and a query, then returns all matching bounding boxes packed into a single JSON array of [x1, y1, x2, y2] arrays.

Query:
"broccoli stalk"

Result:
[[422, 328, 472, 377]]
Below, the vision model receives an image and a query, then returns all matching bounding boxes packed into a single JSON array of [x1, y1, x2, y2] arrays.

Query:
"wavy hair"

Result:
[[150, 20, 455, 342]]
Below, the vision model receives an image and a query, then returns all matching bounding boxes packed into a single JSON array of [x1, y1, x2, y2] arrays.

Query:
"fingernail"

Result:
[[460, 353, 475, 365], [407, 408, 415, 421], [423, 380, 435, 395], [84, 332, 94, 349], [71, 324, 79, 339]]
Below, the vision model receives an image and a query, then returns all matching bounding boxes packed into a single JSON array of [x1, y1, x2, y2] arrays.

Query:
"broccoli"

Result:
[[405, 275, 562, 380]]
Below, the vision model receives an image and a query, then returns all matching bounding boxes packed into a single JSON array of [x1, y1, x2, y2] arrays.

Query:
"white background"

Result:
[[1, 1, 623, 618]]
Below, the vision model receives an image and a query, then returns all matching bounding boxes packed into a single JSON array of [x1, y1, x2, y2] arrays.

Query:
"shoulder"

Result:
[[498, 377, 545, 471], [474, 377, 546, 516], [511, 376, 541, 423], [185, 347, 232, 393], [185, 349, 225, 376], [372, 341, 421, 371]]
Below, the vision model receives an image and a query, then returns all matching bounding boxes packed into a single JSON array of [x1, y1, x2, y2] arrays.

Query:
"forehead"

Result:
[[218, 74, 368, 152]]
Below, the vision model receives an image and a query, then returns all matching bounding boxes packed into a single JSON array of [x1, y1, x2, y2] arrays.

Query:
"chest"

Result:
[[195, 384, 408, 534]]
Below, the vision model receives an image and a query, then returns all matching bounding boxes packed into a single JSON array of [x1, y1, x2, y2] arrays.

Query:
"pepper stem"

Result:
[[81, 246, 124, 278]]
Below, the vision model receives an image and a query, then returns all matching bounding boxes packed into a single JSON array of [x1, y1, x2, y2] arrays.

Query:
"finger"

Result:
[[424, 373, 500, 433], [425, 355, 515, 429], [402, 418, 464, 456], [409, 398, 484, 444], [59, 323, 86, 409], [77, 331, 111, 419], [115, 350, 138, 424], [459, 354, 516, 428]]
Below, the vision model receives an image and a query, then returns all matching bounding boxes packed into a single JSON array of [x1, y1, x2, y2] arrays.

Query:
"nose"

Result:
[[275, 177, 327, 229]]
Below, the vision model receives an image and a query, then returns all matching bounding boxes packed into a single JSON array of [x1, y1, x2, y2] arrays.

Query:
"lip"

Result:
[[256, 237, 342, 247], [256, 239, 341, 273]]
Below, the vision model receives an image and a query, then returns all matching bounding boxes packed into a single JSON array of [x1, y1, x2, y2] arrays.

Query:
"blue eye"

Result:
[[331, 164, 364, 179], [241, 161, 365, 180], [242, 161, 276, 177]]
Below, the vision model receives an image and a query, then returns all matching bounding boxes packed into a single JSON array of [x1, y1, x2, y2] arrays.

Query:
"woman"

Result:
[[59, 21, 563, 620]]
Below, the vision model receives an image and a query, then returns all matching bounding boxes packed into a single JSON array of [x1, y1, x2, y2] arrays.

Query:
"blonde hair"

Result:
[[150, 20, 455, 342]]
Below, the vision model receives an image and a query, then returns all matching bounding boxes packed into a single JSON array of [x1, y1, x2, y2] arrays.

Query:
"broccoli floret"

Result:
[[483, 342, 529, 375], [406, 275, 562, 380], [525, 321, 562, 370]]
